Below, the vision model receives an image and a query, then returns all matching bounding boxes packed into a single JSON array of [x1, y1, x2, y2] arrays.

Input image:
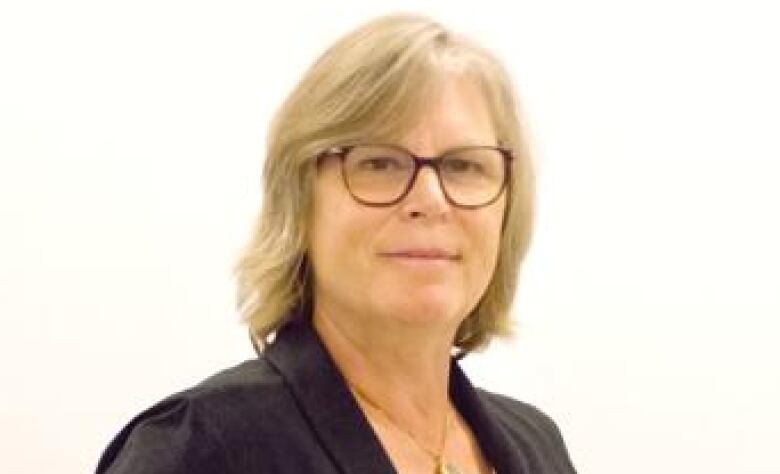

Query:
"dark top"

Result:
[[96, 311, 577, 473]]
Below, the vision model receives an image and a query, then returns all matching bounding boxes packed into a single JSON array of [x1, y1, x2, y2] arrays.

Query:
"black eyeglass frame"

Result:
[[317, 144, 513, 209]]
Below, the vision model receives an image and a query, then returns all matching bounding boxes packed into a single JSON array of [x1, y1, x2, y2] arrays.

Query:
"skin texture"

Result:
[[309, 77, 505, 474]]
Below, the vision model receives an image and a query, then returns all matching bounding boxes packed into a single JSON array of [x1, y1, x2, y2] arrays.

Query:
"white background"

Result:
[[1, 1, 778, 473]]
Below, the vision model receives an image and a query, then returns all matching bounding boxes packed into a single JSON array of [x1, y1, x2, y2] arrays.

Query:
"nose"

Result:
[[400, 164, 450, 219]]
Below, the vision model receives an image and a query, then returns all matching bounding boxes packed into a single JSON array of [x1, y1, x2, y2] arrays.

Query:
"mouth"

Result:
[[378, 249, 462, 262]]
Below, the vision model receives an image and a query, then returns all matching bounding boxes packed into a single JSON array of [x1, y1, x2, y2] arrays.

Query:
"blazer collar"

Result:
[[263, 309, 529, 474]]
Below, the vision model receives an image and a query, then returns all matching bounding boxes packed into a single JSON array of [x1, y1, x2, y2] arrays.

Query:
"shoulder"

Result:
[[475, 389, 577, 472], [187, 356, 290, 410], [96, 357, 298, 473], [476, 388, 564, 438]]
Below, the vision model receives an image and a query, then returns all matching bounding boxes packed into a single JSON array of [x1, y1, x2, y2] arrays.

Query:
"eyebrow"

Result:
[[446, 140, 500, 149], [426, 142, 502, 156], [397, 140, 501, 155]]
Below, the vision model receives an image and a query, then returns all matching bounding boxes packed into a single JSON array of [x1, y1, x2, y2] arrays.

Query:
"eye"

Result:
[[441, 157, 483, 174], [356, 156, 405, 171]]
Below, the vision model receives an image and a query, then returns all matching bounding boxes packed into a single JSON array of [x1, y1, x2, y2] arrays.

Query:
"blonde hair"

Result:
[[234, 13, 535, 354]]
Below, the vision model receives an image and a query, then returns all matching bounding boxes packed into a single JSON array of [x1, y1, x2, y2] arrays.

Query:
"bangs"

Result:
[[305, 34, 451, 146], [275, 15, 521, 161]]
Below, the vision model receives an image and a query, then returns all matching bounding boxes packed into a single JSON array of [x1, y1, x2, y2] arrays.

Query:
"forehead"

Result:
[[396, 78, 497, 153]]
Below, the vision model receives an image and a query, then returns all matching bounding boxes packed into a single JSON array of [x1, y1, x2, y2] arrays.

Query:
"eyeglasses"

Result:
[[317, 144, 512, 209]]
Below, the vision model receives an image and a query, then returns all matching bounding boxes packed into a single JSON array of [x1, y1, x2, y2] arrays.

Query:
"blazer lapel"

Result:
[[450, 362, 531, 474], [264, 309, 531, 474], [264, 314, 397, 474]]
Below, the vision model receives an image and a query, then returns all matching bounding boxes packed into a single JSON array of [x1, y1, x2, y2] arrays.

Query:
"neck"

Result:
[[312, 299, 457, 439]]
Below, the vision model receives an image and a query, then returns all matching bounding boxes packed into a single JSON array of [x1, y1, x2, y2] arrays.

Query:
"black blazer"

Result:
[[96, 313, 577, 473]]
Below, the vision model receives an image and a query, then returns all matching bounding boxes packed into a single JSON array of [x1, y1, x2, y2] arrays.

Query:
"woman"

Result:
[[96, 13, 577, 474]]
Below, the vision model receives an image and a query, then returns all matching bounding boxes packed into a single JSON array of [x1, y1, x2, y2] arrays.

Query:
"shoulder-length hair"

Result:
[[235, 13, 535, 354]]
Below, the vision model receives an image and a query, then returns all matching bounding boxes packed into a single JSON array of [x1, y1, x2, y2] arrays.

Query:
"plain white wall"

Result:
[[1, 1, 778, 472]]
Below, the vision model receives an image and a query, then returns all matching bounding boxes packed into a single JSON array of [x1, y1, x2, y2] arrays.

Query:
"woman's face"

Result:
[[309, 78, 506, 332]]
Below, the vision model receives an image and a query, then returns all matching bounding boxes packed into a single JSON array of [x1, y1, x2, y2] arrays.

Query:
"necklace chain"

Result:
[[348, 383, 455, 472]]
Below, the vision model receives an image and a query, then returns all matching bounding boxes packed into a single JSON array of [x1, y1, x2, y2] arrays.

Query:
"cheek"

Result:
[[465, 206, 505, 284], [311, 189, 375, 279]]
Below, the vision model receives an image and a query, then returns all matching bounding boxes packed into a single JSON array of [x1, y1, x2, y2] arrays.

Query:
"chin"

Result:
[[378, 288, 461, 326]]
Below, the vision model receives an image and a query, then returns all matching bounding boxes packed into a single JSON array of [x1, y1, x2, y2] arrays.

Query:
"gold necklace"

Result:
[[348, 383, 465, 474]]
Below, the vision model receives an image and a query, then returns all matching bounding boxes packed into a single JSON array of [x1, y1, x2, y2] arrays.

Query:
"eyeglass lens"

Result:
[[342, 145, 506, 207]]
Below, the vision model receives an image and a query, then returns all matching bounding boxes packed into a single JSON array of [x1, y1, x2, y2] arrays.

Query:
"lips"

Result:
[[379, 248, 461, 260]]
